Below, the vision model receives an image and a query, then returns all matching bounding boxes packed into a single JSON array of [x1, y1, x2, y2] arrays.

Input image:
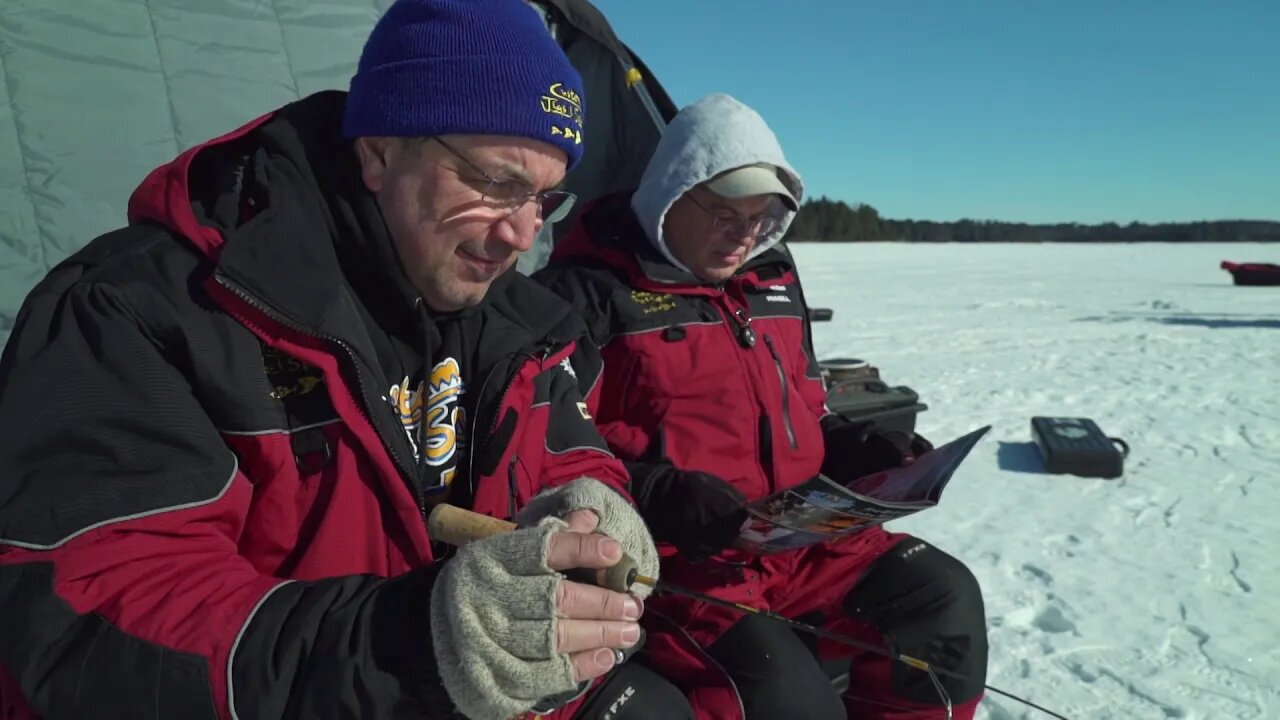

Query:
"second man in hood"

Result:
[[538, 93, 989, 720]]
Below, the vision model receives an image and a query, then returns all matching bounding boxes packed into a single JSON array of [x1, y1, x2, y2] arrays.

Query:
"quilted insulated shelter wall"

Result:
[[0, 1, 385, 349], [0, 0, 675, 350]]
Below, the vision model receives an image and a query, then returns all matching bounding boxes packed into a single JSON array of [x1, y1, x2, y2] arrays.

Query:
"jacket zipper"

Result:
[[763, 335, 798, 449], [214, 274, 429, 522], [465, 345, 553, 509], [715, 297, 776, 491], [489, 345, 566, 515], [507, 456, 519, 517], [466, 354, 519, 500], [491, 351, 547, 512]]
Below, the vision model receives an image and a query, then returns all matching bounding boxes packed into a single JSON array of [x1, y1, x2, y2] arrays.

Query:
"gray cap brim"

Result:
[[703, 164, 798, 211]]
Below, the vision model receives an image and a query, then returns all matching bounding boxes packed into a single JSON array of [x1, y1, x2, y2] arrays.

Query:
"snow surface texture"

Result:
[[793, 242, 1279, 720], [0, 0, 391, 349]]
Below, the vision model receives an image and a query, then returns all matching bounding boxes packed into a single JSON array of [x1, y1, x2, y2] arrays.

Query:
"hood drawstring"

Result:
[[414, 297, 433, 482]]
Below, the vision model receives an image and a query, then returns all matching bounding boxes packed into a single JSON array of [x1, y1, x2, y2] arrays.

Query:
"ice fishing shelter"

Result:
[[0, 0, 677, 350]]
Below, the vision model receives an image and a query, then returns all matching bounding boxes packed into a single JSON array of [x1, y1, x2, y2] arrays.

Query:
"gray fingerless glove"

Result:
[[429, 514, 575, 720], [514, 476, 661, 599]]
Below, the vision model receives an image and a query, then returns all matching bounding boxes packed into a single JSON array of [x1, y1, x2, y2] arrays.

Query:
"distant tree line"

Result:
[[783, 197, 1280, 243]]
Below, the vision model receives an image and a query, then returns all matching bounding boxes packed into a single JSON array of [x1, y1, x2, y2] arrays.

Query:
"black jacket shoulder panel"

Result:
[[533, 259, 625, 347], [0, 253, 240, 547]]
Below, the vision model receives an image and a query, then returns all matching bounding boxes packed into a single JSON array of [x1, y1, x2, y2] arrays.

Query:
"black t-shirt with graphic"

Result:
[[375, 304, 480, 507], [331, 197, 483, 508]]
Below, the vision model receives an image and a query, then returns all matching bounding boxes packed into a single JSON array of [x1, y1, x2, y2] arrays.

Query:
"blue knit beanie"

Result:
[[342, 0, 586, 168]]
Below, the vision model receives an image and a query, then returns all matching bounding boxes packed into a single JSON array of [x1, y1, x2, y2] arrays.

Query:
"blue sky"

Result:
[[593, 0, 1279, 224]]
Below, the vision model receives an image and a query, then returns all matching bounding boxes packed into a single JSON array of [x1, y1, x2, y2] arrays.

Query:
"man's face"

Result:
[[662, 186, 778, 283], [356, 133, 568, 311]]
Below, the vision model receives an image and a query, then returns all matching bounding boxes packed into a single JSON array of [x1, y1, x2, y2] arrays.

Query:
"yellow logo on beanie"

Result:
[[550, 126, 582, 144], [541, 83, 582, 124], [542, 82, 583, 144]]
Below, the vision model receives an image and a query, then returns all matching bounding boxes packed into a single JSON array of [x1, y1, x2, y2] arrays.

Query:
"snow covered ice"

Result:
[[794, 241, 1280, 719]]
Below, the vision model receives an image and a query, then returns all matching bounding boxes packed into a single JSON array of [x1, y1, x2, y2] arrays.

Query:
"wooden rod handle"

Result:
[[427, 504, 518, 546]]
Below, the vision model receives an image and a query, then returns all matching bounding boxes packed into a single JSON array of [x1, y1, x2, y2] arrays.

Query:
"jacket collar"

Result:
[[143, 91, 576, 366]]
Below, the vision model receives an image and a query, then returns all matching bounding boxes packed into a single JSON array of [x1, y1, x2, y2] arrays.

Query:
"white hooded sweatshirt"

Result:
[[629, 93, 805, 275]]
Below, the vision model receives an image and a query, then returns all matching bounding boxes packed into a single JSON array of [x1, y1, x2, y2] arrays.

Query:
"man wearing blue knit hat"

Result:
[[0, 2, 689, 720]]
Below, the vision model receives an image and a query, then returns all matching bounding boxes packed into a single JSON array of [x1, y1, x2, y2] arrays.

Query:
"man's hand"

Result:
[[429, 499, 653, 720], [547, 509, 643, 683], [629, 464, 748, 561]]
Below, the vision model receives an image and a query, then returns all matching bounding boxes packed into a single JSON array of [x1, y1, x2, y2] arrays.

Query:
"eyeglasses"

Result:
[[685, 192, 781, 238], [433, 137, 576, 224]]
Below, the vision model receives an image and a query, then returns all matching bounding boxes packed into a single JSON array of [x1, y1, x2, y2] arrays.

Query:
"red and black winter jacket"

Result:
[[538, 193, 834, 531], [0, 92, 628, 720], [537, 193, 855, 718]]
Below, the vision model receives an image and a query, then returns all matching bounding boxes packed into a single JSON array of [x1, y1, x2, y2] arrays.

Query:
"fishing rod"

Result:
[[428, 504, 1071, 720]]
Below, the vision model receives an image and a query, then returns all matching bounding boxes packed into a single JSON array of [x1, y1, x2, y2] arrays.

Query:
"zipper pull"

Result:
[[734, 308, 757, 348]]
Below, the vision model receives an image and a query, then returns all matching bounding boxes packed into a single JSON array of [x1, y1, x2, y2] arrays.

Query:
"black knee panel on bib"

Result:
[[707, 614, 846, 720], [842, 537, 989, 705], [572, 662, 694, 720]]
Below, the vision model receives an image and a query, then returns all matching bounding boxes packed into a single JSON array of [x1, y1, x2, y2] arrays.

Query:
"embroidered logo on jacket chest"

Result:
[[263, 347, 324, 400], [629, 290, 677, 314], [260, 345, 336, 429]]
